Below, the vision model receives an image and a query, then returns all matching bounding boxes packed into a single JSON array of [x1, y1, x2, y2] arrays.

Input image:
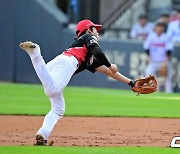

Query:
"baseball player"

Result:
[[130, 14, 154, 40], [167, 10, 180, 44], [144, 22, 173, 93], [20, 19, 136, 146], [155, 13, 170, 33]]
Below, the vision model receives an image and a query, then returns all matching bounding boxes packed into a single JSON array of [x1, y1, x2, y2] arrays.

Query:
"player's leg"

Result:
[[165, 62, 173, 93], [20, 41, 78, 97], [20, 41, 78, 145], [43, 54, 78, 97], [146, 62, 163, 91], [36, 92, 65, 143], [20, 42, 64, 145], [145, 62, 157, 76], [35, 55, 78, 143], [19, 41, 63, 95]]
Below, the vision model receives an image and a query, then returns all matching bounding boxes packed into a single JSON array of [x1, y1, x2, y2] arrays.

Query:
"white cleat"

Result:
[[19, 41, 40, 58]]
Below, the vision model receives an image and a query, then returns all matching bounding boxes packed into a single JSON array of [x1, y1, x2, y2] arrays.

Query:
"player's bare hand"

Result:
[[109, 64, 118, 74]]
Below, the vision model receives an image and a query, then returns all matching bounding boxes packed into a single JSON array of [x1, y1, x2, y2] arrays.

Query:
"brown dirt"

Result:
[[0, 115, 180, 147]]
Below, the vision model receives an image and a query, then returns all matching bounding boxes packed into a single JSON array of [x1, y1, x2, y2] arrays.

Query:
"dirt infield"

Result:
[[0, 115, 180, 147]]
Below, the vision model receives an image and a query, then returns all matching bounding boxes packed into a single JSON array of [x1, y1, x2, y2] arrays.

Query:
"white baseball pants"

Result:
[[145, 61, 172, 93], [29, 48, 78, 140]]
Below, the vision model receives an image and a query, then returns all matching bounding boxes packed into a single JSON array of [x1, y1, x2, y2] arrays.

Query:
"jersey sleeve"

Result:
[[130, 24, 137, 38], [165, 35, 174, 51], [81, 34, 111, 67], [143, 34, 152, 50], [166, 22, 174, 41], [74, 56, 103, 74], [87, 56, 103, 73], [81, 34, 99, 49]]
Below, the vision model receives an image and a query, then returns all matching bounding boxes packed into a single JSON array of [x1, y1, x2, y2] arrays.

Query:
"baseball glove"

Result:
[[132, 75, 157, 95]]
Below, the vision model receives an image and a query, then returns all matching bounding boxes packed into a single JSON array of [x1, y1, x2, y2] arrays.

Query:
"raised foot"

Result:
[[19, 41, 39, 54], [19, 41, 36, 49]]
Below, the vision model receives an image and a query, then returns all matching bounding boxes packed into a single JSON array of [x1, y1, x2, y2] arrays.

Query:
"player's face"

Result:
[[155, 26, 164, 35], [90, 27, 99, 40], [139, 18, 147, 26]]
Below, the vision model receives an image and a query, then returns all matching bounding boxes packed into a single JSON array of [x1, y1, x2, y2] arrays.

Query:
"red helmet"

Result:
[[75, 19, 102, 37]]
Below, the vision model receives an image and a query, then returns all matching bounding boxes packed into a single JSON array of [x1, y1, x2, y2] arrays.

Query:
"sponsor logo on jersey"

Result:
[[90, 36, 99, 45], [89, 55, 94, 65]]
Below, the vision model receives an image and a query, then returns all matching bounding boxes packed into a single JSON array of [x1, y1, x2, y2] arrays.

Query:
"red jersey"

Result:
[[63, 34, 111, 74]]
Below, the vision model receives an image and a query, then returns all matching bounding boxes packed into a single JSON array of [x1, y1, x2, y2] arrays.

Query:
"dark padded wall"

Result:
[[0, 0, 180, 92], [0, 0, 16, 81], [0, 0, 64, 83]]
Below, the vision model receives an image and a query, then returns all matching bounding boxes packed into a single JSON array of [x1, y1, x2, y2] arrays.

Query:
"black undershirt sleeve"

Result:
[[146, 49, 150, 56], [89, 45, 111, 67], [166, 50, 171, 57], [82, 34, 111, 68]]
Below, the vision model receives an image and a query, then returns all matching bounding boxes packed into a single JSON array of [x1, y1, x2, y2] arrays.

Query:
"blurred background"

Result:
[[0, 0, 180, 92]]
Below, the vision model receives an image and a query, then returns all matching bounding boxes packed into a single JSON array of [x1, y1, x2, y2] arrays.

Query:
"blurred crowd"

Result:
[[56, 0, 179, 93], [130, 10, 180, 93], [130, 10, 180, 43]]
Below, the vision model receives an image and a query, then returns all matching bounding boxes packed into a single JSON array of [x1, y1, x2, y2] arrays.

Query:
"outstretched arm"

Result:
[[95, 64, 131, 84], [96, 65, 157, 95]]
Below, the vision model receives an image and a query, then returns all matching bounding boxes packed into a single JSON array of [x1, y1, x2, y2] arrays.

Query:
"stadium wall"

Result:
[[0, 0, 67, 83], [0, 0, 179, 92]]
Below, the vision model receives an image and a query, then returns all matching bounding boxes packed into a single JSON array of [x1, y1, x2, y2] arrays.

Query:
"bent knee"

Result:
[[44, 90, 57, 98], [44, 85, 62, 98]]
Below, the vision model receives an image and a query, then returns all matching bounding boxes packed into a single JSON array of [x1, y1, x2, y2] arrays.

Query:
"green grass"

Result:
[[0, 82, 180, 118], [0, 146, 179, 154], [0, 82, 180, 153]]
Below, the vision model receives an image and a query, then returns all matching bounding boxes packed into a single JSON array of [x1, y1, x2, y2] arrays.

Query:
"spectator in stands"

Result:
[[156, 13, 170, 32], [130, 14, 154, 41], [169, 10, 178, 22], [144, 23, 173, 93], [167, 9, 180, 46]]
